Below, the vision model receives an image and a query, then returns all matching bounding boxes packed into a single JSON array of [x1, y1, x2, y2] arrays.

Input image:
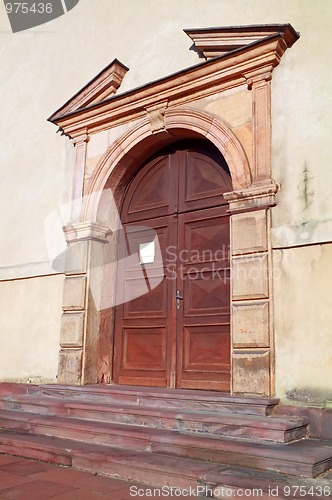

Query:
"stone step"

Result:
[[202, 465, 332, 499], [0, 430, 330, 498], [26, 383, 280, 415], [0, 409, 330, 477], [0, 394, 308, 443]]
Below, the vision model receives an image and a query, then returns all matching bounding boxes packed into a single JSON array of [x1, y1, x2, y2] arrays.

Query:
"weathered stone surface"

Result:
[[60, 313, 84, 347], [233, 122, 253, 168], [57, 349, 82, 385], [232, 301, 270, 348], [62, 241, 88, 275], [233, 350, 270, 395], [232, 254, 269, 300], [204, 87, 252, 128], [231, 210, 268, 255], [62, 276, 86, 311]]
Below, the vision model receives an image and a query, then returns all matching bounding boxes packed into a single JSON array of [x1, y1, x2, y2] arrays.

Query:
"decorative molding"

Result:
[[63, 221, 112, 243], [245, 69, 273, 90], [225, 183, 279, 211], [48, 29, 299, 139], [82, 107, 252, 224], [73, 132, 90, 146], [53, 59, 129, 118], [145, 101, 168, 133], [184, 24, 299, 58]]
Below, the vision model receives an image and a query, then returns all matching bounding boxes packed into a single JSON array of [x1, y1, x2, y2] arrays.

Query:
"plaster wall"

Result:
[[273, 244, 332, 402], [271, 3, 332, 246], [0, 0, 331, 392], [0, 275, 64, 382]]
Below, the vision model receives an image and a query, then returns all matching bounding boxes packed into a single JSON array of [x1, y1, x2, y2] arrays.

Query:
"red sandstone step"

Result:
[[0, 409, 330, 477], [150, 432, 332, 478], [0, 431, 330, 498], [0, 430, 72, 466], [0, 394, 308, 443], [202, 465, 332, 499], [26, 383, 280, 415], [0, 430, 208, 489]]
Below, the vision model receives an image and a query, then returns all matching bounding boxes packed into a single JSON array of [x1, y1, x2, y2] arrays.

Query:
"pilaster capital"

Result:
[[63, 221, 112, 243], [73, 132, 90, 146], [245, 68, 273, 90], [225, 182, 279, 212]]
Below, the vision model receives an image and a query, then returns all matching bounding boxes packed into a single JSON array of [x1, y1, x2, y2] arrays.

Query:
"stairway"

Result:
[[0, 384, 331, 498]]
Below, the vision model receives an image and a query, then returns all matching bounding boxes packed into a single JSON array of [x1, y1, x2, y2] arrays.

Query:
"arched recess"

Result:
[[75, 107, 254, 386], [83, 107, 251, 224]]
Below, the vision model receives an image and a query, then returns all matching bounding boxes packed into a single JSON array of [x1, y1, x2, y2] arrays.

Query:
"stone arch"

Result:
[[83, 107, 251, 223], [74, 107, 254, 387]]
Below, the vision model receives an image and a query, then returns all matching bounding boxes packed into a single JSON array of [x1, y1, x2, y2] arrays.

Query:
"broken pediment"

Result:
[[51, 58, 129, 119], [184, 24, 299, 58], [49, 24, 299, 139]]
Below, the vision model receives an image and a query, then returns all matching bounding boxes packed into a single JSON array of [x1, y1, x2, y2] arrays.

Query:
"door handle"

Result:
[[176, 290, 183, 310]]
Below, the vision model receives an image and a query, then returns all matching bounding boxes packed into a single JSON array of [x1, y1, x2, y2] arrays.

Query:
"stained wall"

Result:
[[0, 0, 331, 397]]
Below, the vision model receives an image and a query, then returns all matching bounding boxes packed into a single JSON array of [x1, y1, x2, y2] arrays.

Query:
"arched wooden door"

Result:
[[113, 141, 232, 390]]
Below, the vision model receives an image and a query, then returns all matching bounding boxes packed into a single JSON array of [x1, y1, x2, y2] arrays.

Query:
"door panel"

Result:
[[123, 155, 176, 222], [123, 276, 167, 318], [122, 327, 166, 369], [182, 326, 230, 368], [179, 150, 231, 212], [113, 216, 176, 387], [114, 143, 231, 390], [184, 276, 230, 318], [177, 207, 231, 390]]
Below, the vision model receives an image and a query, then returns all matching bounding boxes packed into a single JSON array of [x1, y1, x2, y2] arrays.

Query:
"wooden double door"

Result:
[[113, 142, 232, 390]]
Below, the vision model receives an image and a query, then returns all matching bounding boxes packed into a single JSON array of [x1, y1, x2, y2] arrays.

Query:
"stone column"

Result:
[[58, 221, 111, 385], [225, 185, 278, 396]]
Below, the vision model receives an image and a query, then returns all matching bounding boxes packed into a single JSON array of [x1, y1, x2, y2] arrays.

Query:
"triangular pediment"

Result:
[[51, 58, 128, 120], [184, 24, 299, 58]]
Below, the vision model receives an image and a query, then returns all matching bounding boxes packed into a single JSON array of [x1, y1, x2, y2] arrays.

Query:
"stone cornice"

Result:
[[53, 59, 129, 118], [49, 31, 297, 139], [184, 24, 299, 58]]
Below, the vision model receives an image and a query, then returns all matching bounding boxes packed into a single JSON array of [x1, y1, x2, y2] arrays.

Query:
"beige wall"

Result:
[[273, 244, 332, 402], [271, 3, 332, 246], [0, 0, 331, 393], [0, 275, 64, 382]]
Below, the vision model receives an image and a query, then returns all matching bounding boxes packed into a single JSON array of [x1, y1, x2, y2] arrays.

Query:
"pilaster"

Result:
[[226, 186, 277, 396], [57, 221, 111, 385], [246, 70, 272, 184], [226, 185, 277, 396], [71, 133, 89, 221]]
